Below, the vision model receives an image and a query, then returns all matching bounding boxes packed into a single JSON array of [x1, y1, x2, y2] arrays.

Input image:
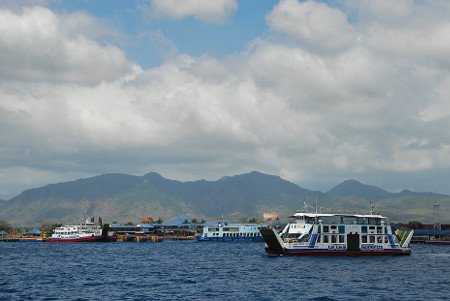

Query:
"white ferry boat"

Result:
[[261, 212, 413, 256], [48, 217, 114, 242], [196, 222, 263, 242]]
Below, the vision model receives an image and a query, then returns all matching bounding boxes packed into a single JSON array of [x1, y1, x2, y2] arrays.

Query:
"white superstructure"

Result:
[[261, 212, 413, 256], [197, 222, 263, 241], [49, 218, 108, 242]]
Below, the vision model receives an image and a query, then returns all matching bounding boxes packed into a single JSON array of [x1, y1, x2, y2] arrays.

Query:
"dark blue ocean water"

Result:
[[0, 242, 449, 301]]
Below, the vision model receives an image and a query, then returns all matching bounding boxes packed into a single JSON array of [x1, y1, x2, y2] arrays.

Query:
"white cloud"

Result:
[[2, 1, 450, 196], [143, 0, 237, 24], [266, 0, 356, 51], [0, 6, 137, 85]]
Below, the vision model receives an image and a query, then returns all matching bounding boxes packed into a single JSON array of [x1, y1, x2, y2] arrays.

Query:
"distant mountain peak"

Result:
[[326, 179, 390, 200], [143, 172, 163, 178], [342, 179, 362, 184]]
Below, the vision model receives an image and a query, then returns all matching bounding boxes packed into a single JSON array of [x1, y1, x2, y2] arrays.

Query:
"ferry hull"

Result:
[[196, 236, 264, 242], [282, 248, 411, 256], [47, 236, 115, 243]]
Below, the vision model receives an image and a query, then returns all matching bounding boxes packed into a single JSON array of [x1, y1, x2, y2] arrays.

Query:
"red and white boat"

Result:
[[47, 217, 115, 242]]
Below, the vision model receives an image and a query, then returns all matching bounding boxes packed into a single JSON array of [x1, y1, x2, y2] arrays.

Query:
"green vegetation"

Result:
[[0, 220, 13, 233], [408, 221, 424, 229], [0, 171, 449, 225], [39, 222, 62, 237]]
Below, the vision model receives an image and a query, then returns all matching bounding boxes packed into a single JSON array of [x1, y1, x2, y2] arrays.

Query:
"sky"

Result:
[[2, 0, 450, 199]]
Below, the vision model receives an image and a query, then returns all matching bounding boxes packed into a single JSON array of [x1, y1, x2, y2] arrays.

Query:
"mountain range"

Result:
[[1, 171, 448, 226]]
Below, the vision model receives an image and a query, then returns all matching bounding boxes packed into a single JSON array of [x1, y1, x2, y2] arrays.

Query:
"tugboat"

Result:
[[47, 217, 115, 242], [261, 211, 413, 256]]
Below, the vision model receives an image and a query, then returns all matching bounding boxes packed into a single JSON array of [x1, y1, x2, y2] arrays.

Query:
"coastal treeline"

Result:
[[0, 220, 13, 233]]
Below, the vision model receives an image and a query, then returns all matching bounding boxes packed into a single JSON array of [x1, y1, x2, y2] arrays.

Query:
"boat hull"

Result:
[[281, 248, 411, 256], [196, 236, 264, 242], [47, 236, 115, 243]]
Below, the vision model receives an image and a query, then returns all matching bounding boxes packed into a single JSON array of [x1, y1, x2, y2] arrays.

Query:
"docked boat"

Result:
[[47, 217, 115, 242], [261, 212, 413, 256], [196, 222, 264, 242]]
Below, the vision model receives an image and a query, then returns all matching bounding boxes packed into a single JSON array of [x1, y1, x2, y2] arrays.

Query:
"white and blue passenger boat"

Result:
[[196, 222, 264, 242], [261, 212, 414, 256]]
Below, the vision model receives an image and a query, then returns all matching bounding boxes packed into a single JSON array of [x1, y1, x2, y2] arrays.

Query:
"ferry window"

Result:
[[377, 227, 382, 233], [357, 217, 368, 224], [369, 236, 375, 243], [362, 226, 367, 234], [338, 225, 345, 234], [343, 216, 356, 224], [339, 235, 345, 243], [362, 235, 368, 243], [331, 235, 337, 243], [377, 236, 383, 243], [322, 216, 341, 224], [323, 235, 329, 243], [331, 225, 337, 230], [317, 235, 321, 243], [323, 226, 329, 233], [318, 226, 321, 234], [369, 218, 380, 225], [384, 236, 388, 243]]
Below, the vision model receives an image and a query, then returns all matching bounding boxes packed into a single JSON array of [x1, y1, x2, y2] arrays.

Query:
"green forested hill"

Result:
[[1, 172, 448, 226]]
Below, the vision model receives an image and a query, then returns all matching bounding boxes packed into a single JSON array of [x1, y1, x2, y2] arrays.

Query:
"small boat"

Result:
[[261, 212, 413, 256], [47, 217, 115, 243], [196, 222, 264, 242]]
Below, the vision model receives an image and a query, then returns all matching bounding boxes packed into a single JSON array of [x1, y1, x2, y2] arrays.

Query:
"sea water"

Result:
[[0, 242, 448, 301]]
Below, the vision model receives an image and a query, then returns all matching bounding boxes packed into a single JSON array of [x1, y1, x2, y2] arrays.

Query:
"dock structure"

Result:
[[109, 214, 203, 242]]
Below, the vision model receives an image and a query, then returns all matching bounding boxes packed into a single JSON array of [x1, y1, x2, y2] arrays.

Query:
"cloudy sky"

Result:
[[1, 0, 450, 199]]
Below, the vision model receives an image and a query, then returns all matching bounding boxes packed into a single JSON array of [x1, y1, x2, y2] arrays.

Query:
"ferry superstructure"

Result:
[[261, 212, 413, 256], [196, 222, 263, 242]]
